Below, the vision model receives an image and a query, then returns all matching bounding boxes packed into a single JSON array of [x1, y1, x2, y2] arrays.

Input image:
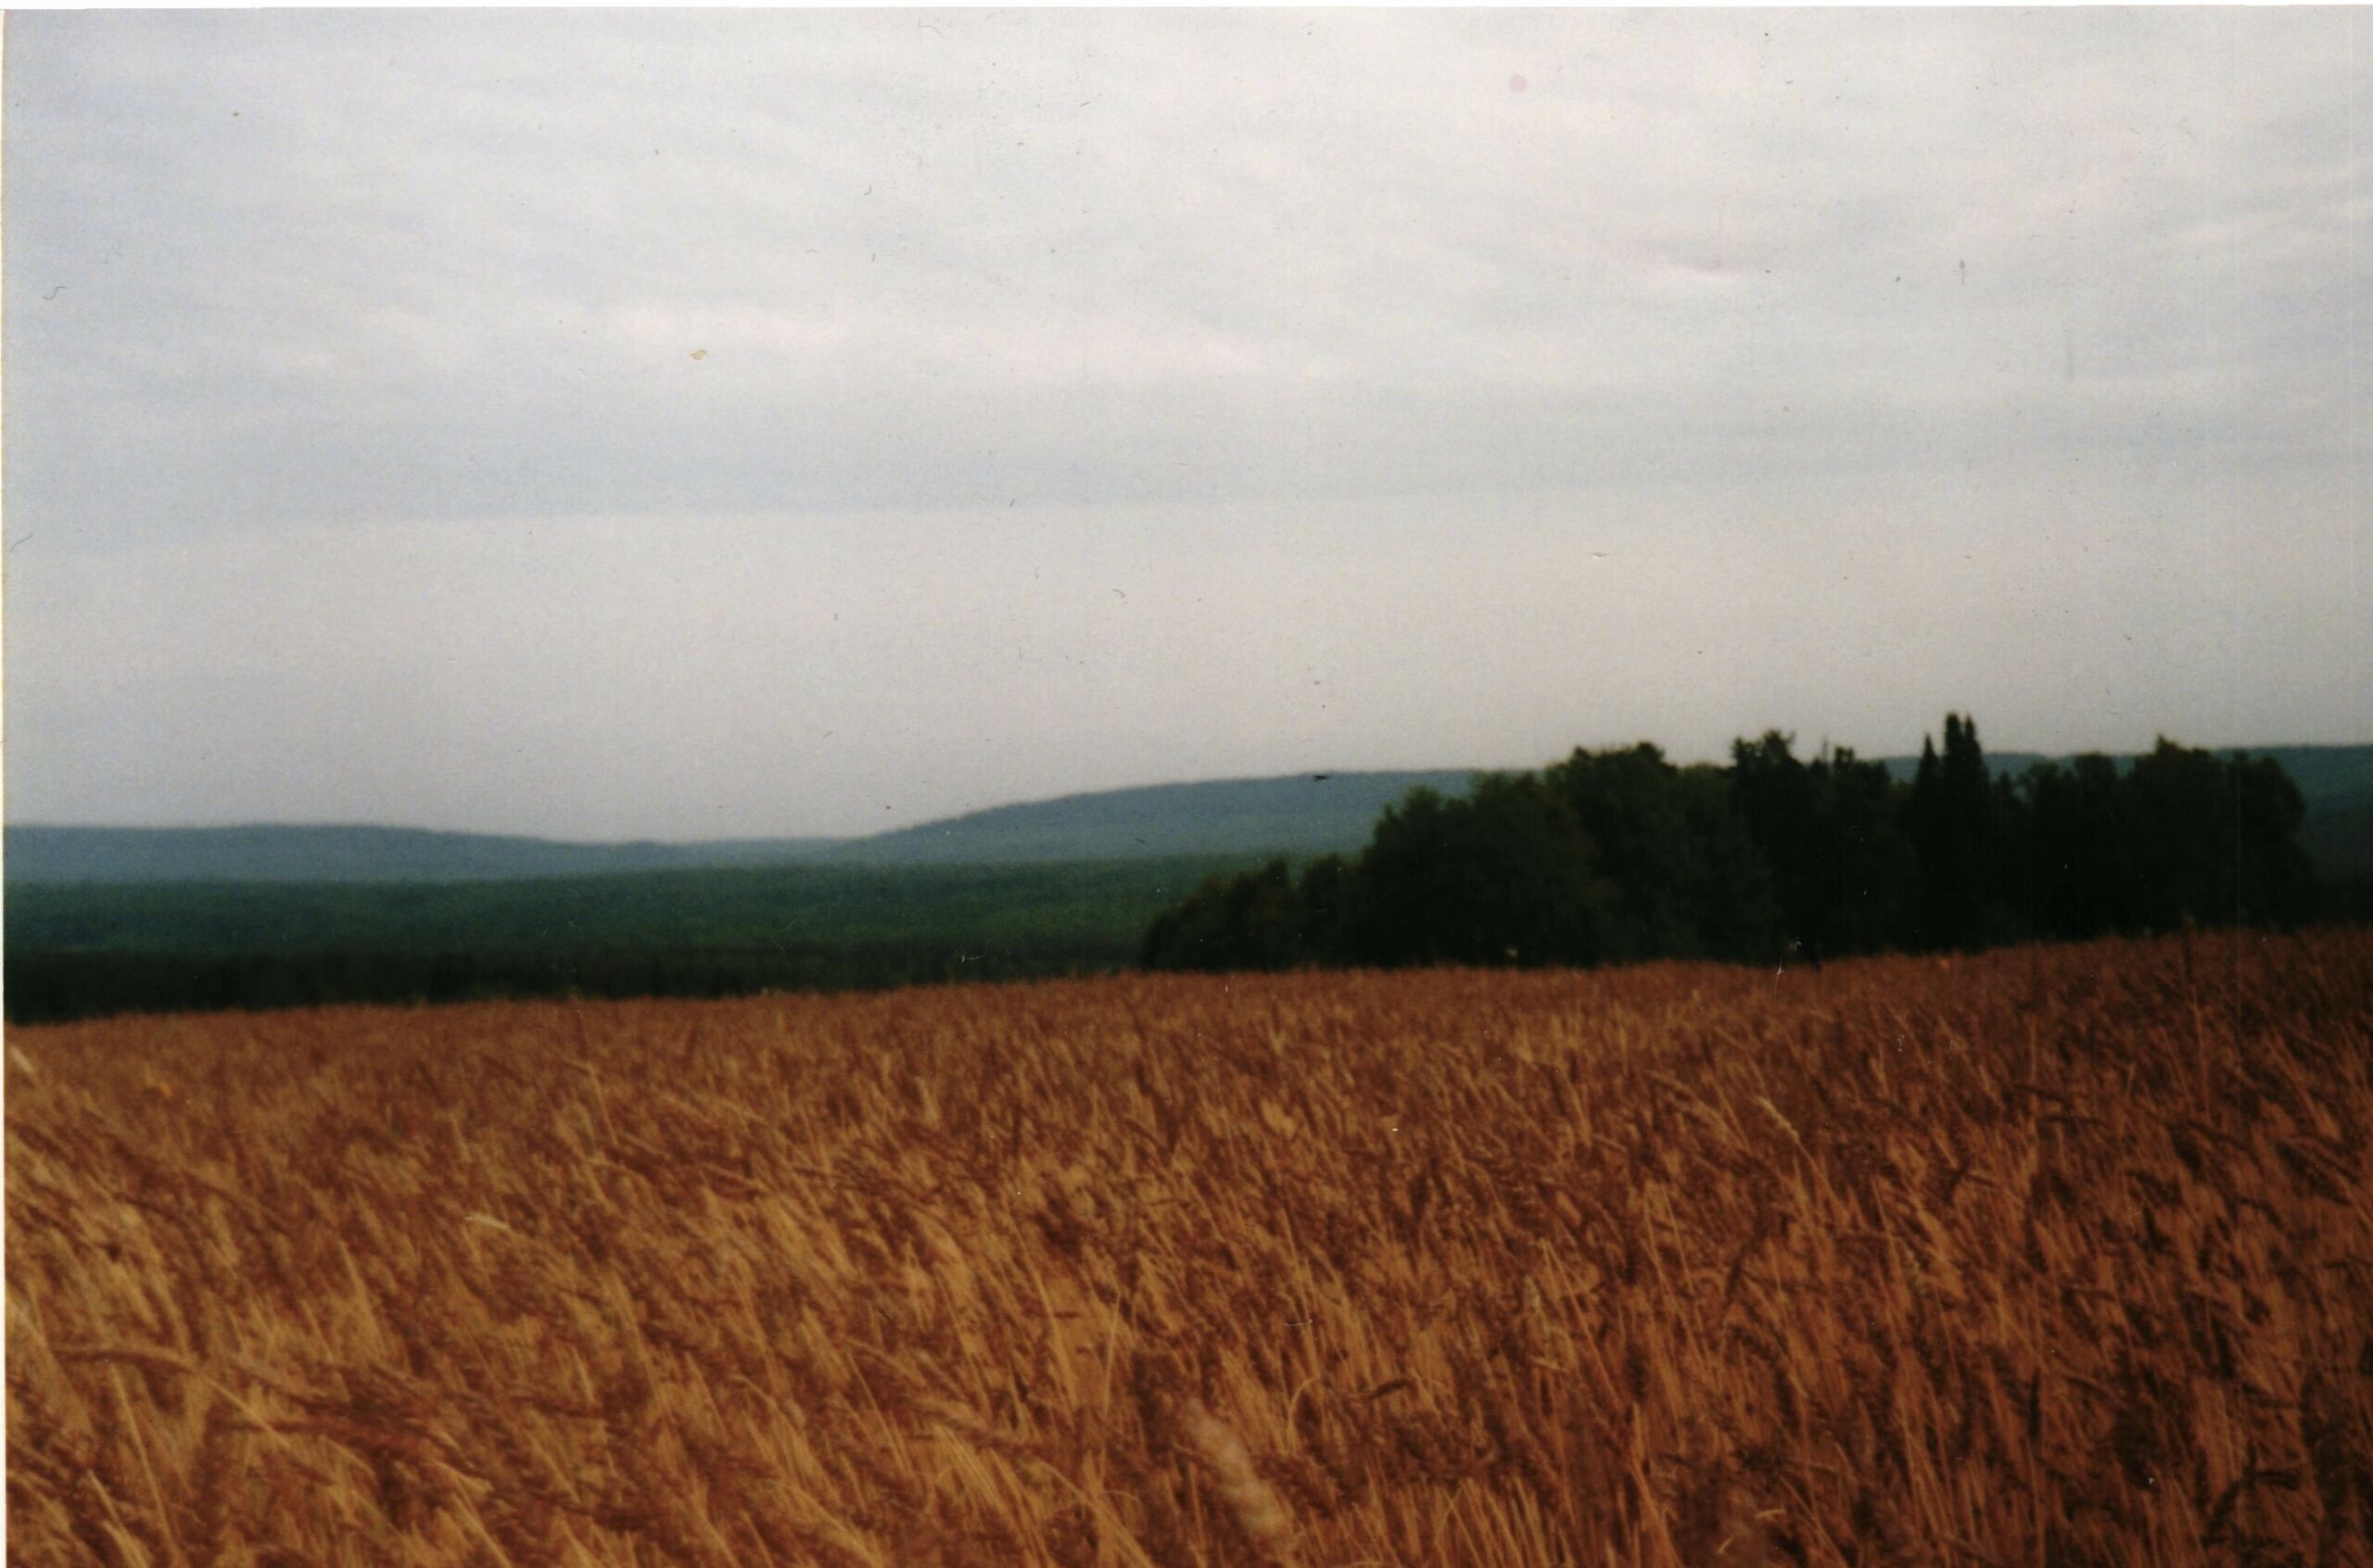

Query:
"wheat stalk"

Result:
[[1177, 1397, 1297, 1562]]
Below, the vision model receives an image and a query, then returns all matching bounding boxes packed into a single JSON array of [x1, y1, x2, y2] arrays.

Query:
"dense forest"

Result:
[[3, 857, 1239, 1024], [8, 719, 2348, 1022], [1142, 716, 2324, 973]]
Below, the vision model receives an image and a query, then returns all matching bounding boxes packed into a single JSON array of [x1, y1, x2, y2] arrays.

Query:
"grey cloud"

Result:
[[13, 9, 2361, 538], [5, 9, 2366, 834]]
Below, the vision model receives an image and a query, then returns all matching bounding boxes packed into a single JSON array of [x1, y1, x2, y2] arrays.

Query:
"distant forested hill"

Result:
[[5, 771, 1476, 885], [823, 771, 1478, 866], [7, 751, 2367, 887]]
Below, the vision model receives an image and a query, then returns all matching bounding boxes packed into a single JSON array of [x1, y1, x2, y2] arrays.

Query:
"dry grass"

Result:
[[8, 930, 2371, 1565]]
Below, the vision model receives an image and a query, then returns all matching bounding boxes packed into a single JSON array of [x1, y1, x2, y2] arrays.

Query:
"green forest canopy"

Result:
[[1142, 717, 2323, 973]]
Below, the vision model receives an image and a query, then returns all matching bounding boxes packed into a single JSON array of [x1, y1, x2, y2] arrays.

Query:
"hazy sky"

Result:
[[6, 8, 2367, 840]]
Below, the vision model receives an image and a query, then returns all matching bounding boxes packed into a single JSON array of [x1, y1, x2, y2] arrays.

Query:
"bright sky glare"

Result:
[[5, 8, 2367, 839]]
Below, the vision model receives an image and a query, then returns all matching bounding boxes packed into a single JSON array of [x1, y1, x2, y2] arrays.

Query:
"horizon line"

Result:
[[9, 738, 2367, 846]]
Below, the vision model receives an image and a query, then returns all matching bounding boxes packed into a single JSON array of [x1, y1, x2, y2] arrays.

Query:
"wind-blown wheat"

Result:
[[6, 931, 2368, 1564]]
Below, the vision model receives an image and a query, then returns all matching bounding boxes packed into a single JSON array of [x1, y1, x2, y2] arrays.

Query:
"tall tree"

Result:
[[1549, 743, 1776, 961], [1821, 745, 1922, 954], [1730, 731, 1829, 958], [2016, 754, 2132, 938], [1908, 713, 2007, 949], [2123, 741, 2316, 930], [1140, 859, 1307, 971], [1349, 777, 1616, 967], [1732, 734, 1916, 959], [2225, 753, 2316, 923]]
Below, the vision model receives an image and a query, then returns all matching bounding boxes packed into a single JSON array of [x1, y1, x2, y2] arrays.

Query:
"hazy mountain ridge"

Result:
[[4, 771, 1478, 885], [10, 749, 2369, 886], [820, 771, 1479, 866]]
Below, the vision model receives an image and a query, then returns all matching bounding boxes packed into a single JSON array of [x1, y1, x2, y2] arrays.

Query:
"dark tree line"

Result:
[[4, 941, 1133, 1025], [1141, 715, 2321, 973]]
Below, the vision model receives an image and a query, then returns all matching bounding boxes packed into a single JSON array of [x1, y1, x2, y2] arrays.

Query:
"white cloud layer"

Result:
[[5, 9, 2367, 836]]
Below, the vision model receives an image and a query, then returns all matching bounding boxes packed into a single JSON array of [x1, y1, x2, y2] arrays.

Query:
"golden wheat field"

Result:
[[7, 932, 2372, 1567]]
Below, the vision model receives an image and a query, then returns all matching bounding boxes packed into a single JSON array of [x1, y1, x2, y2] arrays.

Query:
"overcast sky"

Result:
[[5, 8, 2367, 840]]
